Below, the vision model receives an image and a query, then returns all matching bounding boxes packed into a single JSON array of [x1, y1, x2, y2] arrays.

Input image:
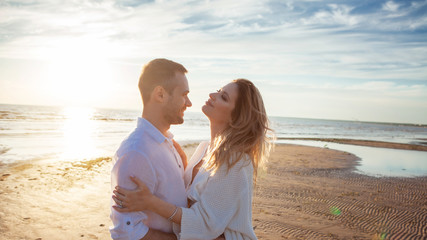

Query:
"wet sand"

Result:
[[279, 138, 427, 151], [253, 144, 427, 239], [0, 142, 426, 239]]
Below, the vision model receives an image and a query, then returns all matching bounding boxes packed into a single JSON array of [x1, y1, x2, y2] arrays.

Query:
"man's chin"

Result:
[[170, 117, 184, 125]]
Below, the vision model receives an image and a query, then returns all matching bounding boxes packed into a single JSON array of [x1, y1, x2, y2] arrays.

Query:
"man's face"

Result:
[[164, 72, 192, 125]]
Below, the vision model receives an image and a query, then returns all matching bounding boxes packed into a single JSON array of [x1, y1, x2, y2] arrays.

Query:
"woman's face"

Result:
[[202, 82, 239, 126]]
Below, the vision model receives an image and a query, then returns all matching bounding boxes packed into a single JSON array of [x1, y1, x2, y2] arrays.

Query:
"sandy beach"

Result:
[[0, 142, 426, 240]]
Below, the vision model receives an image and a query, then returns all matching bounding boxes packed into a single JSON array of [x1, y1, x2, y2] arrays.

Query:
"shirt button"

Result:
[[127, 221, 131, 225]]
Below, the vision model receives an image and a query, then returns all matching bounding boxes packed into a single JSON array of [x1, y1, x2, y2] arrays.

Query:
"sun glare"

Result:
[[60, 107, 100, 160], [45, 40, 114, 107]]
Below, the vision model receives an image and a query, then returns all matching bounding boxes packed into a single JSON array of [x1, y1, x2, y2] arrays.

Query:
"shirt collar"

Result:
[[137, 117, 173, 144]]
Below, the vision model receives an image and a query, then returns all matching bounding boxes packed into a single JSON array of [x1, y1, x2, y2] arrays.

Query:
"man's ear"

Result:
[[151, 86, 167, 103]]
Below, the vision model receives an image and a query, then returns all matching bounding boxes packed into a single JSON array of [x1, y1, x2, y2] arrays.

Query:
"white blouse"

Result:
[[175, 141, 257, 240]]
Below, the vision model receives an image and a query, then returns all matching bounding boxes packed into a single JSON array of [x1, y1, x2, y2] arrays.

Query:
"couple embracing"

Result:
[[110, 58, 273, 240]]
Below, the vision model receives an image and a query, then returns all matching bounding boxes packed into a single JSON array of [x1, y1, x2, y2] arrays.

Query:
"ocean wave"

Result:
[[0, 145, 11, 155], [0, 132, 63, 137], [0, 114, 135, 122], [0, 112, 65, 121], [90, 117, 134, 121]]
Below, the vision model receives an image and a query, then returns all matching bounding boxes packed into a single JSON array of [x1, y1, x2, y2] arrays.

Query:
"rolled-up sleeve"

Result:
[[110, 211, 149, 240], [110, 151, 157, 240], [179, 163, 250, 240]]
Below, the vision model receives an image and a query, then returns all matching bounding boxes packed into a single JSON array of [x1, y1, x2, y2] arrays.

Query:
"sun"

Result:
[[45, 39, 115, 107]]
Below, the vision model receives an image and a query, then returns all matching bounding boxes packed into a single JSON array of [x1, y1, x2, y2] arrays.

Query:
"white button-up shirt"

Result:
[[110, 118, 187, 240]]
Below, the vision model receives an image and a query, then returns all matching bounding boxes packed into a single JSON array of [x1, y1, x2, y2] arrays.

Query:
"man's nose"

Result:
[[186, 97, 192, 107]]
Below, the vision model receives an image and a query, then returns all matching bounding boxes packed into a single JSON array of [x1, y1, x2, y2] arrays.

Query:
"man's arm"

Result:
[[140, 228, 177, 240], [110, 151, 157, 239]]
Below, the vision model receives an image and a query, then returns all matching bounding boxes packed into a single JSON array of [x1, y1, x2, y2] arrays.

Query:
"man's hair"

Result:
[[138, 58, 187, 104]]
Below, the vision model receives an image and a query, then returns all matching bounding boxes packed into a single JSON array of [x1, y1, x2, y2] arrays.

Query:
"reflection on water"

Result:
[[60, 107, 98, 160], [0, 104, 135, 164], [278, 140, 427, 177], [1, 103, 426, 171]]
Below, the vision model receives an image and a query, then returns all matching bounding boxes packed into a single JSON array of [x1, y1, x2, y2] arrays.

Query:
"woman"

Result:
[[113, 79, 273, 240]]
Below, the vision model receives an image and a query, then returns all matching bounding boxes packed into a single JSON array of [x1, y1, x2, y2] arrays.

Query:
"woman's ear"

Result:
[[152, 86, 166, 103]]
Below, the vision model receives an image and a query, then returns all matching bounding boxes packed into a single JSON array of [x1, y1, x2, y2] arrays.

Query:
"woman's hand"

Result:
[[112, 176, 154, 213], [114, 176, 184, 224]]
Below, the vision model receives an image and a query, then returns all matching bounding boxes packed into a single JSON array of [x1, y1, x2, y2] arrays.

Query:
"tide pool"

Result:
[[278, 140, 427, 177]]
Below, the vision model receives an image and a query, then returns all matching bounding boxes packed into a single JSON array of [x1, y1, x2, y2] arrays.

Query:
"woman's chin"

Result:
[[201, 105, 209, 117]]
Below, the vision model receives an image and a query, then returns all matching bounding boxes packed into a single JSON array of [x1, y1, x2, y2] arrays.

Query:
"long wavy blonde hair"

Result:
[[204, 79, 274, 181]]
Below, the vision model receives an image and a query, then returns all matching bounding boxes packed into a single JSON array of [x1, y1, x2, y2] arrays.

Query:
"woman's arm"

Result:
[[113, 162, 252, 239], [113, 176, 183, 224], [179, 164, 250, 239], [114, 187, 225, 240]]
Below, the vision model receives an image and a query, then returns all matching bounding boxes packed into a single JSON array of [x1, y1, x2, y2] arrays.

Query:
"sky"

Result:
[[0, 0, 426, 124]]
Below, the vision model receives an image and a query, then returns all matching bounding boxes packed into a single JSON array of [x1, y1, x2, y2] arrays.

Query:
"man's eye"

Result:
[[217, 89, 221, 93]]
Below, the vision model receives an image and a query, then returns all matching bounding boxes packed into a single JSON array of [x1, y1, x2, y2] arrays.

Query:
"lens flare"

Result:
[[330, 206, 342, 216], [379, 232, 387, 240]]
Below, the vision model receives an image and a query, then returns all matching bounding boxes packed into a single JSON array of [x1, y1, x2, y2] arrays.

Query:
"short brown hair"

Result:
[[138, 58, 187, 104]]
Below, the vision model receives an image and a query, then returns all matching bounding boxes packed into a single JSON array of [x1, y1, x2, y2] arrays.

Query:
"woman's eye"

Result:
[[221, 94, 227, 101]]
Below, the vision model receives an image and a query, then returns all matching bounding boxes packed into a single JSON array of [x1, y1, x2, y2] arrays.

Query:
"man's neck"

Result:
[[142, 111, 170, 137]]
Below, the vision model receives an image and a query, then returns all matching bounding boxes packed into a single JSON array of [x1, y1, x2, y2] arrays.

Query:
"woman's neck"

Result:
[[209, 122, 226, 143]]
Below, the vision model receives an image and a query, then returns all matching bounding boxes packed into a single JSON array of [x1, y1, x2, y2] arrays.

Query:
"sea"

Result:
[[1, 104, 426, 177]]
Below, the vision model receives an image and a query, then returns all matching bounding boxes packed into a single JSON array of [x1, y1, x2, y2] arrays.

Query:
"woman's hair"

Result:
[[204, 79, 274, 181]]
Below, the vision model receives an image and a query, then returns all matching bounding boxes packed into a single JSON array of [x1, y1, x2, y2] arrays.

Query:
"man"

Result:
[[110, 58, 192, 239]]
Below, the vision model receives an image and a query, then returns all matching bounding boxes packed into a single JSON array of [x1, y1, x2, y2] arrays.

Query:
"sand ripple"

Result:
[[253, 144, 427, 239]]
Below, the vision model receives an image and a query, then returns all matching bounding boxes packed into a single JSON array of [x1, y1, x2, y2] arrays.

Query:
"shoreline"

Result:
[[278, 137, 427, 151], [0, 141, 426, 239]]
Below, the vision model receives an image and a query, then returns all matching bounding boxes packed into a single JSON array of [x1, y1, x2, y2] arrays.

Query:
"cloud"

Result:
[[382, 1, 400, 12], [304, 4, 359, 26], [346, 81, 427, 97], [1, 0, 426, 76], [114, 0, 154, 8], [0, 0, 426, 123]]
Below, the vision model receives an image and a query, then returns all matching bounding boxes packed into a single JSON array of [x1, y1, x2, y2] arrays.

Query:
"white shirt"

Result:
[[183, 141, 210, 189], [176, 141, 257, 240], [110, 117, 187, 240]]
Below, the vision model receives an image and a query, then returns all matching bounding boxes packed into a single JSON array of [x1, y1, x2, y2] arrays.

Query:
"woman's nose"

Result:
[[209, 92, 216, 99]]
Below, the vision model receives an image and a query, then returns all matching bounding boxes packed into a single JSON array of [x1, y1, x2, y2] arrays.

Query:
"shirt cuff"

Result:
[[172, 222, 181, 240], [110, 214, 149, 240], [130, 221, 149, 240]]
